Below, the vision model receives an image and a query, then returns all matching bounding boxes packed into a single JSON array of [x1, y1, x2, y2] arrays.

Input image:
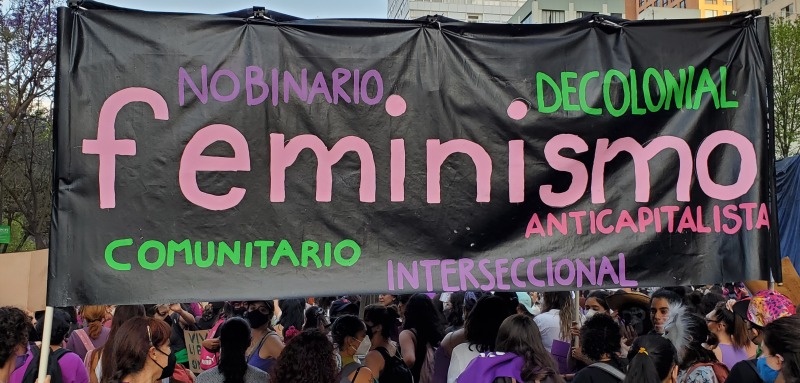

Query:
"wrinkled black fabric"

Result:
[[50, 3, 777, 305]]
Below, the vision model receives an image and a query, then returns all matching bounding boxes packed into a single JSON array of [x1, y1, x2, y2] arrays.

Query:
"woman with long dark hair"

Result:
[[108, 317, 175, 383], [584, 291, 611, 316], [444, 293, 465, 333], [399, 294, 445, 383], [93, 305, 146, 383], [244, 301, 283, 374], [196, 318, 267, 383], [271, 329, 338, 383], [705, 301, 756, 369], [624, 335, 679, 383], [277, 299, 306, 340], [364, 305, 413, 383], [447, 295, 515, 383], [331, 315, 376, 383], [302, 306, 331, 336], [458, 314, 564, 383]]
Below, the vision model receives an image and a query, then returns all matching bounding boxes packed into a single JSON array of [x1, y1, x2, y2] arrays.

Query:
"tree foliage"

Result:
[[772, 17, 800, 159], [0, 0, 56, 252]]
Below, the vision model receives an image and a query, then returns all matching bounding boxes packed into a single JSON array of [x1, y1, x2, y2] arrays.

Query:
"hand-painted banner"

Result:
[[50, 2, 779, 305]]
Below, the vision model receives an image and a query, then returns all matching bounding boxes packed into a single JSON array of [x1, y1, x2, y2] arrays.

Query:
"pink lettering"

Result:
[[508, 140, 525, 203], [179, 124, 251, 211], [540, 134, 589, 207], [592, 136, 692, 204], [270, 134, 376, 203], [427, 139, 492, 203], [696, 130, 757, 200], [83, 87, 169, 208], [391, 139, 405, 202]]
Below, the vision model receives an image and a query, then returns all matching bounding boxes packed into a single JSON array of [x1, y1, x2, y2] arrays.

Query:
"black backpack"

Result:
[[375, 347, 414, 383], [21, 346, 71, 383]]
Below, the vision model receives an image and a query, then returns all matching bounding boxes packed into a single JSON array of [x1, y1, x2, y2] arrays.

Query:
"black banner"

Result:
[[50, 3, 779, 305]]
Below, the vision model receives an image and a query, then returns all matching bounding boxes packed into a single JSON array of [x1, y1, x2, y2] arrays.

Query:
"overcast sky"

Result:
[[101, 0, 388, 19]]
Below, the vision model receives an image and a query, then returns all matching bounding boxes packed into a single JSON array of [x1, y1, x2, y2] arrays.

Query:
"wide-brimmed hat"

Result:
[[607, 291, 650, 311], [732, 290, 795, 328]]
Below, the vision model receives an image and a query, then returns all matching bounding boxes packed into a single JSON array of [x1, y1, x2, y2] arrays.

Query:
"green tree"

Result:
[[0, 0, 56, 252], [772, 17, 800, 158]]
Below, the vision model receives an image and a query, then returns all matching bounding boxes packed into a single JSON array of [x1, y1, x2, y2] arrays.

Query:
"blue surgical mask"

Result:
[[756, 357, 780, 383]]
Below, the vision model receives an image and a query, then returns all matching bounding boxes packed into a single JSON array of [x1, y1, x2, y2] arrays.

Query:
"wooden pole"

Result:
[[37, 306, 54, 383]]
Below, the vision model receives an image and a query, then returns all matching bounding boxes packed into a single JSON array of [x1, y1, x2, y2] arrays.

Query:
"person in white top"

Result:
[[534, 292, 580, 353], [447, 295, 516, 383]]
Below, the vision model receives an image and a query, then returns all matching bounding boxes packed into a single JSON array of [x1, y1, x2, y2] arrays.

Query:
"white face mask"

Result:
[[585, 309, 598, 319]]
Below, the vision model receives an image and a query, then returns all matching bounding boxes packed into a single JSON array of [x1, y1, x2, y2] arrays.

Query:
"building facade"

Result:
[[625, 0, 732, 20], [735, 0, 797, 19], [507, 0, 625, 24], [388, 0, 528, 23]]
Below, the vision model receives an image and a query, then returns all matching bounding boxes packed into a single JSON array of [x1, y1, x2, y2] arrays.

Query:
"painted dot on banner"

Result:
[[507, 99, 529, 120], [385, 94, 407, 117]]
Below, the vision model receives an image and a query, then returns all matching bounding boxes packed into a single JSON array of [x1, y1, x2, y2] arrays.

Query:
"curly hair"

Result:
[[271, 329, 337, 383], [0, 307, 32, 366], [580, 314, 622, 361]]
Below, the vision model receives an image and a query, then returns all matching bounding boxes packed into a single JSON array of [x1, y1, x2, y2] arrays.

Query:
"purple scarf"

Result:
[[457, 352, 525, 383]]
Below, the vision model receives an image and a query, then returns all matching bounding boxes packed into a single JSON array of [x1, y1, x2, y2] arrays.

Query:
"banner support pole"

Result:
[[769, 270, 776, 291], [37, 306, 54, 383]]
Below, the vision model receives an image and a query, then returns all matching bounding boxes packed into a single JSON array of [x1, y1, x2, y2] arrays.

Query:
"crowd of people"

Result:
[[1, 284, 800, 383]]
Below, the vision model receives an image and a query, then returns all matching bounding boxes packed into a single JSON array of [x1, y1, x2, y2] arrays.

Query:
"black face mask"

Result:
[[245, 310, 269, 329], [153, 348, 176, 380]]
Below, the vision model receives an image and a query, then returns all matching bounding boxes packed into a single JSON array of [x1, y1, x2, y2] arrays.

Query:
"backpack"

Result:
[[22, 346, 71, 383], [587, 363, 626, 381], [375, 347, 414, 383], [199, 318, 224, 371], [685, 362, 729, 383], [409, 329, 435, 383]]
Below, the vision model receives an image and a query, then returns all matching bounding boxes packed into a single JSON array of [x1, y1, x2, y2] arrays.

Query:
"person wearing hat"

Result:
[[726, 290, 797, 383], [329, 298, 360, 322], [607, 291, 654, 344], [515, 292, 537, 317]]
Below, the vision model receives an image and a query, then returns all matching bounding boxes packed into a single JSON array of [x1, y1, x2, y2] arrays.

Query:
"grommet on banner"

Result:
[[589, 14, 622, 29], [68, 0, 82, 9], [247, 6, 275, 22]]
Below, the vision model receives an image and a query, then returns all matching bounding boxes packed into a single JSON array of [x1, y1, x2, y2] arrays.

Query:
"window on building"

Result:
[[723, 0, 732, 4], [640, 0, 645, 6], [576, 10, 596, 18], [724, 10, 731, 14], [466, 13, 481, 22], [781, 4, 794, 17], [705, 0, 717, 4], [521, 12, 532, 24], [704, 9, 719, 17], [662, 0, 668, 6], [680, 0, 686, 7], [541, 9, 566, 23]]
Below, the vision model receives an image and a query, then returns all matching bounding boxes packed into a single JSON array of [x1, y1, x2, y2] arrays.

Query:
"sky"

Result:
[[101, 0, 388, 19]]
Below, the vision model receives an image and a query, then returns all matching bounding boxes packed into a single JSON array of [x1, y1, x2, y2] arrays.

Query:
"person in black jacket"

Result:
[[572, 314, 627, 383]]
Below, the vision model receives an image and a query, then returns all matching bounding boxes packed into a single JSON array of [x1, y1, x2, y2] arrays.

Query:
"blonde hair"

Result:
[[80, 305, 108, 339]]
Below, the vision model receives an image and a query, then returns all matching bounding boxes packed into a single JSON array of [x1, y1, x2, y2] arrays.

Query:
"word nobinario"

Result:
[[83, 87, 758, 211]]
